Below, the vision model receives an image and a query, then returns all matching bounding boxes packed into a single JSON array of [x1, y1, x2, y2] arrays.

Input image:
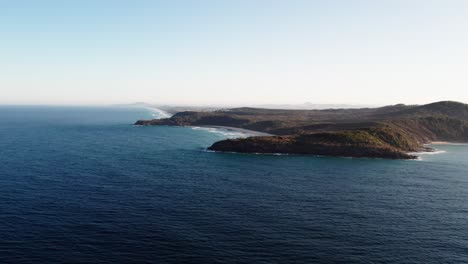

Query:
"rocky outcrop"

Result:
[[208, 130, 419, 159], [136, 101, 468, 159]]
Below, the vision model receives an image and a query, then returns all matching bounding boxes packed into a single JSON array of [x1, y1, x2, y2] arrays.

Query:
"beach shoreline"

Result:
[[429, 141, 468, 145], [198, 125, 273, 137]]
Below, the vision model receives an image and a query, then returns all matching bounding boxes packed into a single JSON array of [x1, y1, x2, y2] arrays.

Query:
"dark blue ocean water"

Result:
[[0, 106, 467, 264]]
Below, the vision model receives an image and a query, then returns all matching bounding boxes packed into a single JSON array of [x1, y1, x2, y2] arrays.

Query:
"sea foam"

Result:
[[191, 126, 249, 138], [410, 150, 447, 155], [145, 107, 171, 119]]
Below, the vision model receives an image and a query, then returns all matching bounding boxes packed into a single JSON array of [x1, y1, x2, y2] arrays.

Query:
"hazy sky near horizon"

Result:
[[1, 0, 468, 106]]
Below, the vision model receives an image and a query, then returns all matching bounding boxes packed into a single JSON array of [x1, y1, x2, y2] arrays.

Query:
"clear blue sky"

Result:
[[1, 0, 467, 105]]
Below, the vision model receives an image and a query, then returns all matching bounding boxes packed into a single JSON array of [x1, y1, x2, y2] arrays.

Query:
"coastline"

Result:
[[198, 125, 273, 137], [133, 102, 468, 160], [144, 107, 172, 119]]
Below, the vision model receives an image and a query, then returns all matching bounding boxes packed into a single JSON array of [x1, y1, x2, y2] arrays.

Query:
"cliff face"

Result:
[[136, 101, 468, 159]]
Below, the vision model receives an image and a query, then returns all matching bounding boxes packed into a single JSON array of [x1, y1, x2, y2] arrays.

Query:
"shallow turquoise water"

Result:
[[0, 106, 467, 263]]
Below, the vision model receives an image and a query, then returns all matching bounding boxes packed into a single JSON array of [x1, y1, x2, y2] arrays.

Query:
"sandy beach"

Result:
[[430, 141, 468, 145], [199, 125, 272, 136]]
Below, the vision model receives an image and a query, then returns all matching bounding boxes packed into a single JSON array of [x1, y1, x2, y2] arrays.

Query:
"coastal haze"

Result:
[[2, 1, 468, 264]]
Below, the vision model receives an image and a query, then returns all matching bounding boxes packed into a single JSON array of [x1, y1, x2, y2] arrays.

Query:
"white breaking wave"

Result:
[[144, 107, 171, 119], [191, 126, 250, 138], [203, 149, 289, 156], [409, 150, 447, 161], [409, 150, 447, 155]]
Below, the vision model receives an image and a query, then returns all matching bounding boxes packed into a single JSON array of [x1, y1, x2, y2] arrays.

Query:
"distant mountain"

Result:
[[135, 101, 468, 159]]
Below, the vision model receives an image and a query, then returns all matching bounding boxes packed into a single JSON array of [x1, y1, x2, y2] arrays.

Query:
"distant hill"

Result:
[[135, 101, 468, 159], [253, 102, 374, 110], [388, 101, 468, 121]]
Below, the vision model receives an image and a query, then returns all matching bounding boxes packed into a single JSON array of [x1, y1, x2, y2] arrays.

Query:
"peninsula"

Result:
[[135, 101, 468, 159]]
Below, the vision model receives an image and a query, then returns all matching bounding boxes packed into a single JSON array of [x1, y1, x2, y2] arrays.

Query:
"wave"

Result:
[[191, 126, 250, 138], [409, 150, 447, 155], [143, 107, 171, 119], [408, 150, 447, 161], [203, 149, 289, 156]]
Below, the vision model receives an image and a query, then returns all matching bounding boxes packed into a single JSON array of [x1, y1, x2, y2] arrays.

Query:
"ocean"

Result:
[[0, 106, 467, 263]]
